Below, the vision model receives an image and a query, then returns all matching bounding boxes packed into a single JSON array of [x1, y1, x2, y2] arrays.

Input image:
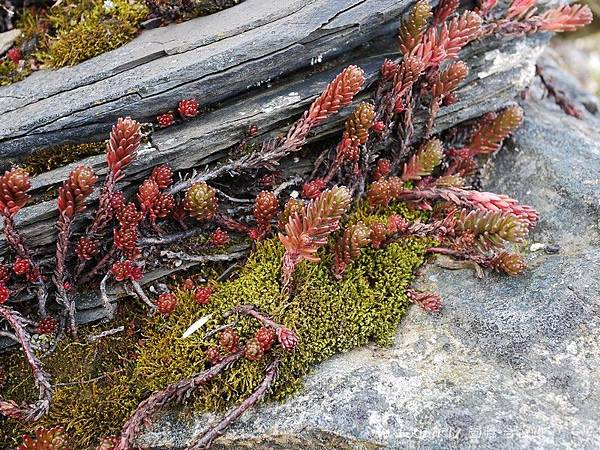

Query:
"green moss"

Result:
[[21, 141, 106, 176], [0, 311, 142, 448], [134, 234, 433, 411], [0, 60, 29, 86], [1, 209, 433, 448], [42, 0, 148, 67]]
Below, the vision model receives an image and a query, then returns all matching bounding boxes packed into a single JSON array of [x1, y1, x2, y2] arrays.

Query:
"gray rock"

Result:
[[0, 29, 20, 56], [136, 68, 600, 449]]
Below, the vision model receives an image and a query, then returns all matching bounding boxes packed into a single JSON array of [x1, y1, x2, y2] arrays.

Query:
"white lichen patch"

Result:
[[478, 43, 546, 90], [250, 91, 303, 115]]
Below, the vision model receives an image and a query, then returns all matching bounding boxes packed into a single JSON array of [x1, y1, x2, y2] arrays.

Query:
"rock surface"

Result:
[[136, 63, 600, 449]]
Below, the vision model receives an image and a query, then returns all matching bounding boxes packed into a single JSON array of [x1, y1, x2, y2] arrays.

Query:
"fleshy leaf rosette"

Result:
[[0, 168, 31, 218]]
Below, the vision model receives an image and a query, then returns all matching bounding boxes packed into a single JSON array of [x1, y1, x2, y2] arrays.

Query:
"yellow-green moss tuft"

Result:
[[42, 0, 148, 67], [21, 141, 106, 176], [0, 312, 142, 448], [134, 235, 433, 410]]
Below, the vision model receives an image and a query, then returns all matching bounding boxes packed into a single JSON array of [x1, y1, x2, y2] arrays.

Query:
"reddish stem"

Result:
[[0, 305, 52, 421], [118, 351, 243, 449], [189, 359, 280, 449]]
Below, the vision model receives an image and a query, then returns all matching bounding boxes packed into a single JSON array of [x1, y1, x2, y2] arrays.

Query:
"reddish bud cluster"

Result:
[[106, 117, 141, 180], [194, 286, 213, 305], [210, 228, 229, 247], [115, 203, 143, 228], [301, 179, 326, 199], [255, 326, 276, 352], [57, 165, 97, 218], [373, 159, 392, 181], [157, 293, 178, 316], [111, 260, 143, 282], [35, 316, 58, 335], [243, 338, 264, 361], [156, 113, 174, 128], [253, 191, 278, 229], [150, 165, 173, 190], [276, 327, 299, 351], [0, 284, 10, 304], [206, 347, 222, 365], [114, 226, 140, 259], [75, 237, 99, 261], [17, 427, 70, 450], [219, 328, 239, 353], [13, 257, 30, 276], [178, 98, 199, 118], [0, 168, 31, 217], [7, 47, 21, 64]]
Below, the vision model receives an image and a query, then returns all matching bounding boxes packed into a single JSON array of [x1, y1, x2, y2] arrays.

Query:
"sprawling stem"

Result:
[[189, 359, 280, 449], [119, 351, 244, 449], [0, 305, 52, 421]]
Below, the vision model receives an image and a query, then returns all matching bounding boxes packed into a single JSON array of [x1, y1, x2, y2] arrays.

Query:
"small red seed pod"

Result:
[[206, 347, 223, 365], [244, 338, 264, 361], [178, 98, 199, 118], [194, 286, 213, 305], [255, 327, 276, 352], [157, 293, 178, 316], [210, 228, 229, 247], [156, 113, 174, 128], [0, 283, 10, 304], [13, 257, 30, 276], [35, 316, 59, 335], [219, 328, 239, 353], [247, 124, 259, 136]]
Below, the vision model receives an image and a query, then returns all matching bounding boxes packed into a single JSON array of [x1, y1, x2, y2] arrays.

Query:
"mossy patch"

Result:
[[21, 141, 106, 176], [41, 0, 149, 68], [1, 216, 432, 448]]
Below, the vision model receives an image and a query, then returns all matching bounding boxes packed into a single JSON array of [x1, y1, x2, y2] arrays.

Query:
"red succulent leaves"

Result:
[[106, 117, 141, 180], [194, 287, 213, 305], [219, 328, 239, 353], [157, 293, 178, 316], [111, 260, 143, 282], [0, 168, 31, 217], [279, 187, 352, 265], [0, 284, 10, 304], [157, 113, 174, 128], [57, 166, 97, 218], [178, 98, 199, 118]]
